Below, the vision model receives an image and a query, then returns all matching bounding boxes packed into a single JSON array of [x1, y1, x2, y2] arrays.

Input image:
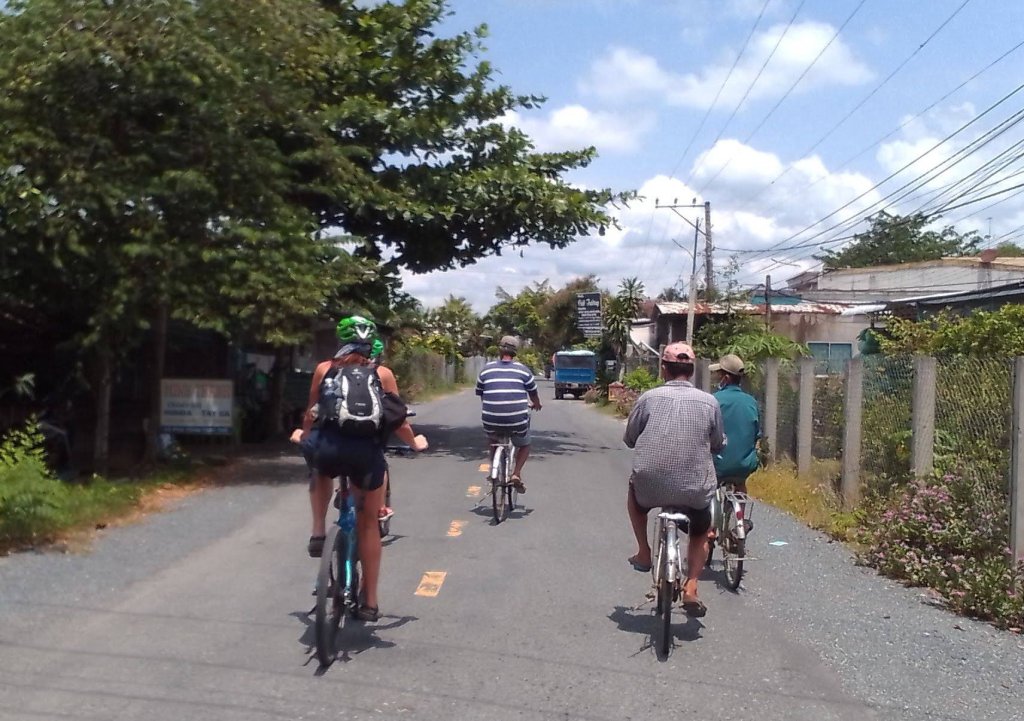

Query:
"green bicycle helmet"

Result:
[[336, 315, 377, 343]]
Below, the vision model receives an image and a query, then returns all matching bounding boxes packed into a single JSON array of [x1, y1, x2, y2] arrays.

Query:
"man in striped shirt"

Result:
[[476, 336, 542, 493]]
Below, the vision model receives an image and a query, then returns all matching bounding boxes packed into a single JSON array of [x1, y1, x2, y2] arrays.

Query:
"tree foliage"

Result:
[[0, 0, 629, 468], [879, 306, 1024, 357], [815, 212, 981, 270]]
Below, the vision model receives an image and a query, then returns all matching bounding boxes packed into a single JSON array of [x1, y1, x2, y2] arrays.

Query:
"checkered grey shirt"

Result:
[[624, 380, 725, 510]]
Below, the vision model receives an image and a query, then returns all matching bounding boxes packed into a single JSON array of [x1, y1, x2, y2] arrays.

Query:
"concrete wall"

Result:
[[813, 262, 1024, 294], [769, 313, 868, 351]]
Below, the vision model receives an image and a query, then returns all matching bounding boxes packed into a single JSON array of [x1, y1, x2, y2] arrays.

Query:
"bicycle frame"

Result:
[[327, 476, 359, 612], [489, 437, 516, 483], [652, 511, 690, 587], [711, 484, 751, 544]]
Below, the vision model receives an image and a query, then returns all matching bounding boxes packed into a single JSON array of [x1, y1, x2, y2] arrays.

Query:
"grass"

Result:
[[749, 459, 861, 541], [0, 464, 216, 555]]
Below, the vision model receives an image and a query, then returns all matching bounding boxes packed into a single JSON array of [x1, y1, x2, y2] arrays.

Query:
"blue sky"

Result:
[[402, 0, 1024, 310]]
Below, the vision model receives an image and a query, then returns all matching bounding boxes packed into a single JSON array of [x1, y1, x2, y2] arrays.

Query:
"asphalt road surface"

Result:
[[1, 380, 1022, 721]]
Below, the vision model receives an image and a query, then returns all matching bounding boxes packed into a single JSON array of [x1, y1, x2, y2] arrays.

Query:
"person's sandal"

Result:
[[510, 474, 526, 494], [356, 605, 381, 622], [307, 535, 326, 558], [682, 581, 707, 617]]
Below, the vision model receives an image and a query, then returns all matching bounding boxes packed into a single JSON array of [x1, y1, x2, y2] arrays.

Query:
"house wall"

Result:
[[769, 313, 867, 350], [812, 262, 1024, 294]]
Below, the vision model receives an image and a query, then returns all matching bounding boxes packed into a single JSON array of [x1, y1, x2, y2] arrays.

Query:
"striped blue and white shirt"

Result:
[[476, 360, 537, 432]]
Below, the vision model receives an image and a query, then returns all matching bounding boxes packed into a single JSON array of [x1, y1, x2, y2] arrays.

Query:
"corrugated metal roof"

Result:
[[654, 301, 850, 316]]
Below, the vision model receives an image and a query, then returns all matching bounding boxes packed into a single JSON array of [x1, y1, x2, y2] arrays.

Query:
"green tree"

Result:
[[291, 0, 629, 272], [602, 277, 645, 376], [486, 281, 552, 343], [879, 306, 1024, 356], [424, 295, 481, 355], [0, 0, 336, 470], [537, 276, 602, 355], [990, 242, 1024, 258], [816, 212, 981, 270]]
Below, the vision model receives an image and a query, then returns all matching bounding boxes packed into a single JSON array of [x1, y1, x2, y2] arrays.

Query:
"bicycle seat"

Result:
[[658, 507, 692, 532]]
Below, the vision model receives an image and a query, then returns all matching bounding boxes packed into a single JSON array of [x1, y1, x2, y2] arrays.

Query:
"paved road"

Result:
[[1, 380, 1022, 721]]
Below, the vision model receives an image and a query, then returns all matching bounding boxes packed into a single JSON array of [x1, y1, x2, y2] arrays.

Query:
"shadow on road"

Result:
[[607, 604, 704, 660], [292, 608, 418, 673], [413, 423, 609, 464]]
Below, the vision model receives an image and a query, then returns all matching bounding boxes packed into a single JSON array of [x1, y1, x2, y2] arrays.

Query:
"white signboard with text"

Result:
[[160, 379, 234, 435]]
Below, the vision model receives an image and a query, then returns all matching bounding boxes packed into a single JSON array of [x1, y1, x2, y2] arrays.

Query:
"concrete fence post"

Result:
[[698, 358, 712, 393], [841, 357, 864, 507], [911, 356, 937, 478], [1010, 357, 1024, 564], [797, 357, 815, 477], [764, 358, 780, 464]]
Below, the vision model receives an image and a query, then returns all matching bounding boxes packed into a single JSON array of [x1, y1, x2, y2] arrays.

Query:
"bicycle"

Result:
[[488, 433, 518, 524], [378, 412, 416, 539], [314, 472, 361, 668], [706, 480, 753, 591], [650, 508, 692, 657]]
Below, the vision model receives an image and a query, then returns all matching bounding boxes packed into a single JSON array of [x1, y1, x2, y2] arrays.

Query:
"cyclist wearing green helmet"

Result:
[[290, 314, 427, 622]]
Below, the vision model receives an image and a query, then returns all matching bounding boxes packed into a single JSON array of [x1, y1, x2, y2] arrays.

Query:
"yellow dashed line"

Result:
[[414, 571, 447, 597], [447, 520, 467, 537], [478, 463, 490, 473], [467, 485, 481, 496]]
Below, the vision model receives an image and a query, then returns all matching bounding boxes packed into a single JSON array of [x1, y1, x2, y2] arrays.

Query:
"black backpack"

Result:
[[316, 364, 408, 439]]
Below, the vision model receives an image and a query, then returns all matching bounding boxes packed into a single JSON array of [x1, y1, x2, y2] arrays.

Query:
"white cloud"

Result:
[[581, 22, 872, 110], [502, 104, 654, 154], [402, 106, 1024, 312]]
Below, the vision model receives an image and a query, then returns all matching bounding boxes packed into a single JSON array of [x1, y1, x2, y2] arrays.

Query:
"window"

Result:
[[807, 342, 853, 375]]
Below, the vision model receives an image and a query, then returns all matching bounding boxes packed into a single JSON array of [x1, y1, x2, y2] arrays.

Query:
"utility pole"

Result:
[[656, 198, 710, 343], [686, 219, 701, 345], [704, 201, 714, 298], [765, 274, 772, 331]]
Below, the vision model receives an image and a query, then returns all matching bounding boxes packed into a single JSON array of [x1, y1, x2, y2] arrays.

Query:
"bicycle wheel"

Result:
[[314, 525, 343, 667], [491, 448, 508, 523], [722, 507, 745, 591], [657, 532, 673, 656]]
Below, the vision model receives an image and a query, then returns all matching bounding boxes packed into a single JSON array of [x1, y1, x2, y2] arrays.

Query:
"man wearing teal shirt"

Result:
[[711, 354, 760, 496]]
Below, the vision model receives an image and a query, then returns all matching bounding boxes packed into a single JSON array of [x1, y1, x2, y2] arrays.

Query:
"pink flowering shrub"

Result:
[[859, 473, 1023, 629]]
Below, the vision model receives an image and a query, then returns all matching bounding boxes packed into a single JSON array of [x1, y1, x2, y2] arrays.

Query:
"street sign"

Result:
[[576, 292, 603, 338]]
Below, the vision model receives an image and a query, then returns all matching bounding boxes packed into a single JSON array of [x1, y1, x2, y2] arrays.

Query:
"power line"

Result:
[[695, 0, 869, 196], [664, 0, 774, 182], [681, 0, 808, 191], [736, 1, 1004, 209], [738, 83, 1024, 261]]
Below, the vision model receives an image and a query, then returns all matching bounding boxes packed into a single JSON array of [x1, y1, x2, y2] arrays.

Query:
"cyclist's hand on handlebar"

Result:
[[412, 434, 429, 452], [289, 428, 304, 444]]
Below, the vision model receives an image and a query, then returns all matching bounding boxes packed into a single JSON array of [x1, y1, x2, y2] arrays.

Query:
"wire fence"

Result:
[[756, 354, 1019, 557], [860, 355, 914, 497], [932, 356, 1012, 535]]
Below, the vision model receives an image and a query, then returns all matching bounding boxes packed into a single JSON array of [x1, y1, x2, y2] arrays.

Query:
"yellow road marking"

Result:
[[414, 571, 447, 597], [467, 485, 482, 496], [478, 463, 490, 473], [447, 520, 467, 537]]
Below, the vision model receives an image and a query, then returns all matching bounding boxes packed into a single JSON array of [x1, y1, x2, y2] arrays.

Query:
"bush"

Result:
[[858, 472, 1024, 629], [622, 368, 660, 393], [388, 344, 453, 400], [0, 422, 69, 543]]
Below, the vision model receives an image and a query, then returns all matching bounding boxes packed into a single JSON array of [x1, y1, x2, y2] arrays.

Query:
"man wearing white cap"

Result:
[[623, 342, 724, 617]]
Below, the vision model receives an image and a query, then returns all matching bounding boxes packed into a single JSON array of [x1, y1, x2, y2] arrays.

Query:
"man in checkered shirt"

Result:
[[623, 342, 724, 617]]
